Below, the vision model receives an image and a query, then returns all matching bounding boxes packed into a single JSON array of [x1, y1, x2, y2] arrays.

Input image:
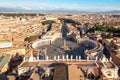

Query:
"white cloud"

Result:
[[0, 2, 120, 12], [21, 6, 32, 10]]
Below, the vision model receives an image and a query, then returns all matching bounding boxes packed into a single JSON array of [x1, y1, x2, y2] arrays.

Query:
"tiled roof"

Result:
[[68, 64, 84, 80], [21, 62, 39, 67], [0, 54, 10, 70], [30, 71, 41, 80], [53, 64, 68, 80], [53, 64, 85, 80]]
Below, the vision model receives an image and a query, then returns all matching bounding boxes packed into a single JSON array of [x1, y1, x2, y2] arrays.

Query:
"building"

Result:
[[99, 56, 119, 79], [17, 53, 119, 80], [68, 65, 85, 80], [53, 64, 68, 80], [29, 69, 41, 80], [18, 62, 39, 75], [53, 64, 85, 80], [101, 62, 119, 79], [0, 54, 11, 73], [0, 47, 26, 56], [45, 17, 58, 20], [0, 40, 12, 49], [108, 37, 120, 66]]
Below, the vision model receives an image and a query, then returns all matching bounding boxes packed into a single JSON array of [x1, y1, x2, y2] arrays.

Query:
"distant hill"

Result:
[[0, 7, 24, 12], [87, 10, 120, 14], [0, 7, 87, 13], [0, 7, 120, 14], [103, 10, 120, 14]]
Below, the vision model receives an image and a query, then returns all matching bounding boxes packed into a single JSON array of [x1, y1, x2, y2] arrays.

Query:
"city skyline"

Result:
[[0, 1, 120, 79], [0, 0, 120, 12]]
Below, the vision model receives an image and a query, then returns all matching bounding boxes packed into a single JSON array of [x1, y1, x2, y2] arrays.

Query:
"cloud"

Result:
[[21, 6, 32, 10], [0, 1, 120, 12]]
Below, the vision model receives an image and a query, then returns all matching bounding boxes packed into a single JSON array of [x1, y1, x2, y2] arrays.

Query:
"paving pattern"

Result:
[[35, 38, 96, 59]]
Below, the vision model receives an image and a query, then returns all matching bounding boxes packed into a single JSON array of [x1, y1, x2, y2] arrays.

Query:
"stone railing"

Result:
[[77, 38, 103, 59], [32, 32, 62, 50], [32, 39, 51, 49]]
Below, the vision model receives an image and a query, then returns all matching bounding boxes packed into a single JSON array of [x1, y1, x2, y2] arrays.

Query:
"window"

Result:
[[22, 69, 26, 73]]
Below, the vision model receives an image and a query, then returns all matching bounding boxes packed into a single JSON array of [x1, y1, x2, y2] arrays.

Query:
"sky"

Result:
[[0, 0, 120, 11]]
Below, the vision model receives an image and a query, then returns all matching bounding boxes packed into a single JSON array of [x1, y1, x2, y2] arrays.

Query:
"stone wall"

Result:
[[77, 38, 103, 60]]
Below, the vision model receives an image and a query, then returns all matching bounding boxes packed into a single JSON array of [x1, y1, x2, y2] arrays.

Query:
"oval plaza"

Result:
[[31, 30, 103, 61]]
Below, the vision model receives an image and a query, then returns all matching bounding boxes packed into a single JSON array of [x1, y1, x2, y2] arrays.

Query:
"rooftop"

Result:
[[0, 40, 11, 44], [21, 62, 39, 67], [0, 54, 10, 70], [53, 64, 68, 80], [0, 38, 11, 43], [104, 62, 115, 68], [68, 64, 84, 80], [30, 70, 41, 80]]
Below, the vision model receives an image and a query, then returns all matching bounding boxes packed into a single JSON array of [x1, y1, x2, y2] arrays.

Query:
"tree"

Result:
[[25, 35, 38, 42], [42, 20, 54, 25]]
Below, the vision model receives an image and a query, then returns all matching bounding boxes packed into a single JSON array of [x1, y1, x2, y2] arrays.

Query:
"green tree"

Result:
[[42, 20, 55, 25], [25, 35, 38, 42]]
